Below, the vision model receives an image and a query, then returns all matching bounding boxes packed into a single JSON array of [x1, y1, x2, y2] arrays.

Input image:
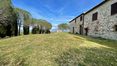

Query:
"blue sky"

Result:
[[12, 0, 103, 30]]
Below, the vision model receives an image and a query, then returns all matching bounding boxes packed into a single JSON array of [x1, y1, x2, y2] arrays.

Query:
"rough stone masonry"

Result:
[[69, 0, 117, 40]]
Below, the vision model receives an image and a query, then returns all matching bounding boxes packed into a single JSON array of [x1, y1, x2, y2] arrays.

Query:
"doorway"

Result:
[[85, 28, 88, 36], [79, 25, 83, 35], [73, 27, 74, 33]]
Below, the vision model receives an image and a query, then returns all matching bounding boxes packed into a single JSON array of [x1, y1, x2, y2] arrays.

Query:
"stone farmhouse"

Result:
[[69, 0, 117, 40]]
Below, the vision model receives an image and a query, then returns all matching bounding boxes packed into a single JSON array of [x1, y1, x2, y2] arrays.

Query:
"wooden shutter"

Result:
[[111, 2, 117, 15], [92, 12, 98, 21], [115, 25, 117, 31]]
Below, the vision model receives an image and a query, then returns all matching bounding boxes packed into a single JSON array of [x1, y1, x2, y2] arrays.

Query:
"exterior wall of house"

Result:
[[76, 15, 84, 34], [75, 18, 80, 34], [69, 19, 78, 34], [69, 0, 117, 40], [84, 0, 117, 40], [69, 14, 84, 34]]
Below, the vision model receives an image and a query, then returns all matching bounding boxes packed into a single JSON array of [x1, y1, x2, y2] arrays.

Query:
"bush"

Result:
[[45, 29, 50, 34], [32, 26, 39, 34]]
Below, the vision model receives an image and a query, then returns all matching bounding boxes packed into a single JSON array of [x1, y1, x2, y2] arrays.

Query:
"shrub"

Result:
[[23, 25, 29, 35]]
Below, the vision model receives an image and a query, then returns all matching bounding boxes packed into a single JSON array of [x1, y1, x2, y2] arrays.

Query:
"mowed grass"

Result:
[[0, 33, 117, 66]]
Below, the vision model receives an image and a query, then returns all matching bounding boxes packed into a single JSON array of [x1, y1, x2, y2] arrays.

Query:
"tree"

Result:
[[58, 23, 69, 32], [37, 19, 52, 33], [0, 0, 51, 37], [31, 19, 52, 34], [14, 8, 32, 35], [0, 0, 18, 38]]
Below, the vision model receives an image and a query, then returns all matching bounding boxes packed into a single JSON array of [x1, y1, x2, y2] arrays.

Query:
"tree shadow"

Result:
[[82, 36, 117, 49], [70, 33, 117, 49]]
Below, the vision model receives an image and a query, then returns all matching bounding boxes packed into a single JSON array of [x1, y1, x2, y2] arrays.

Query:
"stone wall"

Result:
[[76, 15, 84, 34], [69, 0, 117, 40], [84, 0, 117, 40], [69, 19, 76, 33], [69, 14, 84, 34]]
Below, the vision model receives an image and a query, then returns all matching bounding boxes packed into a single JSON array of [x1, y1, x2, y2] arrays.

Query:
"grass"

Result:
[[0, 32, 117, 66]]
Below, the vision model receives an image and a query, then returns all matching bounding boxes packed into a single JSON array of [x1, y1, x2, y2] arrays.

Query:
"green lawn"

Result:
[[0, 33, 117, 66]]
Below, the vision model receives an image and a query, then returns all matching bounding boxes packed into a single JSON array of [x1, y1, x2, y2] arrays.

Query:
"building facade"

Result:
[[69, 0, 117, 40], [69, 19, 76, 34]]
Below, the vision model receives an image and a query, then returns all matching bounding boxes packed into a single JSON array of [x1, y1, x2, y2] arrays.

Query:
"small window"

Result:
[[92, 12, 98, 21], [75, 19, 76, 23], [80, 16, 82, 21], [111, 2, 117, 15], [114, 25, 117, 31]]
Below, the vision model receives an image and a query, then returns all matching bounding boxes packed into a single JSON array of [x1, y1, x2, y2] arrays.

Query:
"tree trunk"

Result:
[[18, 22, 21, 35]]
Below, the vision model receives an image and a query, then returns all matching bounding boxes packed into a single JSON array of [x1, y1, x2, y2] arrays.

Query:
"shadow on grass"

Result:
[[70, 33, 117, 49], [86, 37, 117, 49], [81, 36, 117, 49], [55, 47, 117, 66]]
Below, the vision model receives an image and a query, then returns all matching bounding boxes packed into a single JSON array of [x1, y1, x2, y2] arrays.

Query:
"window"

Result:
[[75, 19, 76, 23], [80, 16, 82, 21], [114, 25, 117, 31], [85, 28, 89, 36], [92, 12, 98, 21], [111, 2, 117, 15]]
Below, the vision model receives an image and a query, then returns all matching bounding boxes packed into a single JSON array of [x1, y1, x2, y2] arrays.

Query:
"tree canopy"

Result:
[[0, 0, 52, 37], [32, 19, 52, 30], [58, 23, 69, 31], [14, 8, 32, 26], [0, 0, 18, 37]]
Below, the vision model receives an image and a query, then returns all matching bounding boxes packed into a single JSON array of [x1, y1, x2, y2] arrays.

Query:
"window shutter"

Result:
[[111, 2, 117, 15], [92, 12, 98, 21]]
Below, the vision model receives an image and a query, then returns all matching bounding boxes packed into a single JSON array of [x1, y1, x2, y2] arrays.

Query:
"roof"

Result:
[[69, 0, 109, 23], [69, 18, 75, 23], [69, 13, 84, 23], [84, 0, 109, 14]]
